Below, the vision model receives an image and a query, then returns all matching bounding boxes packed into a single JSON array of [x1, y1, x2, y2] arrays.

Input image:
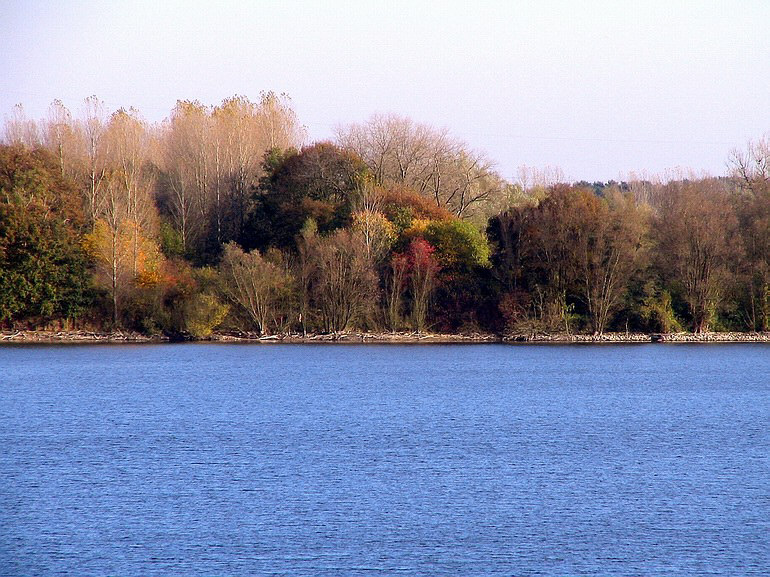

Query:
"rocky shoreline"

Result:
[[0, 330, 161, 343], [503, 331, 770, 343], [2, 329, 770, 344]]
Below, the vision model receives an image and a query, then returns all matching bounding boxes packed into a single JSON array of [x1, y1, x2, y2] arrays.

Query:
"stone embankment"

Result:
[[503, 332, 770, 343], [213, 331, 501, 343], [650, 332, 770, 342], [0, 330, 162, 343], [3, 330, 769, 344], [504, 332, 649, 343]]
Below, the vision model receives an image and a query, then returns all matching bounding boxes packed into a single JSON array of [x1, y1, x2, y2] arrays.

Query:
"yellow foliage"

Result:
[[82, 219, 116, 265], [404, 218, 433, 238], [83, 217, 165, 288], [352, 209, 397, 262], [134, 233, 164, 287], [184, 293, 229, 338]]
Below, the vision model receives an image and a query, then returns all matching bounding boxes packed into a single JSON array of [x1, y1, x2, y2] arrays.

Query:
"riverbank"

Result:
[[503, 331, 770, 343], [0, 330, 162, 343], [3, 329, 770, 344]]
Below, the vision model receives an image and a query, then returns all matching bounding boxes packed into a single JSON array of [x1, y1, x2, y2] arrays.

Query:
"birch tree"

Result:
[[106, 108, 158, 276]]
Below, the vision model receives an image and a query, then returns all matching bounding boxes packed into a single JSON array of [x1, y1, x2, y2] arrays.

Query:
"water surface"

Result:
[[1, 343, 768, 576]]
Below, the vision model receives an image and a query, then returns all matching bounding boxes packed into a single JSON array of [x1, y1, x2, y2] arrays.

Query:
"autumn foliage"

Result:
[[2, 97, 769, 336]]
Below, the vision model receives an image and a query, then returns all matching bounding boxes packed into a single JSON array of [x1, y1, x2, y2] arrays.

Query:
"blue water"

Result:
[[1, 343, 768, 576]]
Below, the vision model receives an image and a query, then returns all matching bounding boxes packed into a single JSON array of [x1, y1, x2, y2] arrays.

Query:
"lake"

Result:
[[1, 343, 768, 576]]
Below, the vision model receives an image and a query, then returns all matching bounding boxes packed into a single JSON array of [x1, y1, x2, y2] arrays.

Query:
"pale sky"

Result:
[[2, 0, 769, 183]]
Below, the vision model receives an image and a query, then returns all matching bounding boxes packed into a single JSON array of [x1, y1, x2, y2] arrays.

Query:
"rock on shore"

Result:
[[0, 330, 162, 343], [503, 331, 770, 343], [3, 330, 769, 344]]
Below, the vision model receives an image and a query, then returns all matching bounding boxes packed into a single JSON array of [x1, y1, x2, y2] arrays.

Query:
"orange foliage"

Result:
[[381, 184, 453, 223]]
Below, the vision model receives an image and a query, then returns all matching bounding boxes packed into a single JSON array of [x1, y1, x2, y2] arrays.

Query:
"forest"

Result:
[[1, 94, 769, 337]]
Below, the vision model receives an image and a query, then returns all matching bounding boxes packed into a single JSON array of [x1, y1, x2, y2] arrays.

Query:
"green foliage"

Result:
[[0, 203, 91, 325], [121, 282, 169, 335], [423, 219, 490, 270], [159, 221, 185, 258], [244, 143, 371, 252], [0, 145, 91, 327], [0, 145, 85, 226], [389, 206, 414, 234], [639, 283, 683, 333]]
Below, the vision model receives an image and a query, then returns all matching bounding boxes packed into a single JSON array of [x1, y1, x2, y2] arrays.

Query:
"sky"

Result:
[[1, 0, 769, 183]]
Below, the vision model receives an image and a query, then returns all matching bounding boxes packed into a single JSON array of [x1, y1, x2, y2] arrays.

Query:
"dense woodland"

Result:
[[1, 95, 769, 337]]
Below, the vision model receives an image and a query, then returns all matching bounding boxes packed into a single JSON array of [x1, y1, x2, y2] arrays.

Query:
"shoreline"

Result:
[[2, 329, 770, 344]]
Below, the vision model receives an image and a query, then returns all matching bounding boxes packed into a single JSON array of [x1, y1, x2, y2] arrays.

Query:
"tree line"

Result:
[[1, 96, 768, 336]]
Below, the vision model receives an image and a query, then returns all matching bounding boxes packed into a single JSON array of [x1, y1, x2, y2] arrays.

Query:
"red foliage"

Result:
[[406, 237, 440, 275]]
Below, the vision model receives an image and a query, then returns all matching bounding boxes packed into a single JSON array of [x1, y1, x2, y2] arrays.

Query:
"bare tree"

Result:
[[730, 135, 769, 194], [351, 176, 395, 263], [2, 104, 40, 148], [574, 187, 648, 334], [159, 95, 305, 253], [729, 136, 770, 329], [83, 172, 132, 325], [162, 100, 212, 253], [407, 238, 440, 333], [515, 164, 566, 192], [308, 230, 377, 333], [41, 100, 76, 177], [79, 96, 110, 223], [385, 252, 409, 331], [219, 242, 293, 335], [105, 108, 158, 276], [655, 179, 740, 332], [257, 91, 306, 150], [337, 113, 506, 219]]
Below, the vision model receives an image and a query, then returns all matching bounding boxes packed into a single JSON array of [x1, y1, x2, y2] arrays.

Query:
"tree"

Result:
[[296, 219, 318, 336], [572, 187, 648, 334], [161, 100, 212, 255], [0, 204, 90, 326], [106, 108, 158, 277], [79, 96, 111, 223], [306, 230, 376, 333], [83, 209, 163, 327], [407, 238, 440, 333], [2, 104, 40, 148], [183, 293, 229, 338], [352, 209, 396, 264], [219, 242, 293, 335], [0, 145, 84, 223], [490, 184, 650, 334], [654, 179, 740, 332], [730, 137, 770, 330], [490, 185, 589, 332], [41, 100, 77, 178], [516, 185, 585, 332], [337, 113, 506, 220], [0, 145, 90, 326], [156, 94, 305, 259], [247, 142, 369, 251], [385, 251, 409, 331], [422, 219, 490, 271]]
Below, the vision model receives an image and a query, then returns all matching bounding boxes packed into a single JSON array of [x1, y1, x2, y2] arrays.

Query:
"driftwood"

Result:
[[0, 330, 160, 343], [3, 330, 769, 344]]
